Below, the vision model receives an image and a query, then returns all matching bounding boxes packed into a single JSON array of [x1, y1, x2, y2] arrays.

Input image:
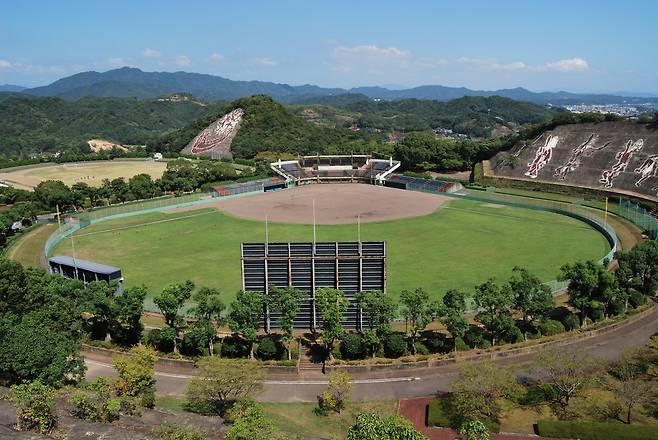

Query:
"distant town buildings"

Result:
[[564, 103, 658, 117]]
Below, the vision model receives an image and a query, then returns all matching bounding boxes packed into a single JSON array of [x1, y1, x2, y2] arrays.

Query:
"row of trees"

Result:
[[127, 242, 658, 364]]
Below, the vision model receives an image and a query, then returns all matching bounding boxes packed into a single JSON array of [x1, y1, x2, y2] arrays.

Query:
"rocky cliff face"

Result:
[[489, 121, 658, 200]]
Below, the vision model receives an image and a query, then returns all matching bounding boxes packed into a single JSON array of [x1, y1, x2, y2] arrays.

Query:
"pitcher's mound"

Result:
[[212, 183, 450, 224]]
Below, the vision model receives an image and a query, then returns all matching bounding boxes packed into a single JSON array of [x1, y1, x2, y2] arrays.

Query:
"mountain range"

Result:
[[12, 67, 658, 106]]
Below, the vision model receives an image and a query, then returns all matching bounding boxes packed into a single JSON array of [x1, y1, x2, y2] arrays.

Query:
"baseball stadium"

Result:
[[38, 153, 619, 320]]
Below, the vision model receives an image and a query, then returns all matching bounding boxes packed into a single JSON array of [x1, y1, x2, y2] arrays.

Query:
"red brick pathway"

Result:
[[398, 397, 560, 440]]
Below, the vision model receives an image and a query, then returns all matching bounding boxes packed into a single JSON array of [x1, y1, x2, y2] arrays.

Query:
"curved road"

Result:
[[85, 307, 658, 402]]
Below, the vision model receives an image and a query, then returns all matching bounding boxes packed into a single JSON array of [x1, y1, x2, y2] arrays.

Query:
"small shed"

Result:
[[48, 255, 123, 292]]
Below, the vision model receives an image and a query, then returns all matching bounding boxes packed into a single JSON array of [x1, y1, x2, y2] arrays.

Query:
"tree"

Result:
[[110, 177, 129, 202], [10, 381, 58, 434], [33, 180, 76, 210], [603, 349, 657, 424], [356, 290, 396, 335], [451, 361, 521, 424], [109, 286, 148, 346], [224, 399, 285, 440], [400, 288, 440, 355], [616, 241, 658, 297], [473, 279, 514, 345], [269, 285, 303, 360], [153, 280, 195, 353], [560, 261, 616, 327], [80, 280, 115, 340], [442, 289, 469, 351], [534, 349, 600, 419], [113, 345, 157, 408], [0, 313, 86, 387], [128, 173, 157, 200], [315, 288, 349, 360], [186, 357, 264, 417], [191, 287, 224, 355], [347, 413, 428, 440], [229, 290, 265, 359], [458, 420, 490, 440], [508, 267, 554, 340], [318, 371, 353, 414]]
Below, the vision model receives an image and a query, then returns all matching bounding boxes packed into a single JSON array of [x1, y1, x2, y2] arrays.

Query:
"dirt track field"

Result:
[[178, 184, 450, 224], [0, 160, 167, 189]]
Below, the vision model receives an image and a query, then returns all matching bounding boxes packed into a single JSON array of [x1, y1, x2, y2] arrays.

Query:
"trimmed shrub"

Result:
[[144, 327, 175, 353], [463, 326, 487, 349], [340, 333, 366, 360], [454, 337, 469, 351], [415, 341, 430, 355], [608, 299, 625, 317], [538, 319, 565, 337], [561, 313, 580, 331], [256, 337, 279, 361], [423, 332, 449, 354], [588, 307, 604, 322], [629, 291, 646, 308], [384, 333, 408, 358], [220, 336, 250, 358], [536, 420, 658, 440]]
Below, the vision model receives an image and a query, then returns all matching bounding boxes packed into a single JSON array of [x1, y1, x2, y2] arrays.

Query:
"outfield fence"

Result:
[[43, 181, 620, 302], [618, 198, 658, 240], [410, 187, 620, 294]]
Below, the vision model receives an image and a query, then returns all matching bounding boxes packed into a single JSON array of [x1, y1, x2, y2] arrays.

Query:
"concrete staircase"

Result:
[[298, 339, 324, 374]]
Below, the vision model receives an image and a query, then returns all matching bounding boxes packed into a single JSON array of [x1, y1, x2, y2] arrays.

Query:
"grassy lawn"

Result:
[[5, 223, 56, 267], [52, 199, 610, 305], [263, 401, 397, 438], [155, 396, 397, 439]]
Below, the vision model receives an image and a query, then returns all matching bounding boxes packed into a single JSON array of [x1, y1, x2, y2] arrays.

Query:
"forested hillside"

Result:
[[0, 95, 218, 158], [291, 96, 557, 138], [152, 95, 378, 158]]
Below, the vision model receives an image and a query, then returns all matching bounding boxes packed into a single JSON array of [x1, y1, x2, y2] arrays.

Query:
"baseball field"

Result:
[[50, 185, 611, 305], [0, 160, 168, 189]]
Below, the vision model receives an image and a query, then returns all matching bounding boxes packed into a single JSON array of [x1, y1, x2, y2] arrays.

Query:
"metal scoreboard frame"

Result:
[[241, 241, 387, 330]]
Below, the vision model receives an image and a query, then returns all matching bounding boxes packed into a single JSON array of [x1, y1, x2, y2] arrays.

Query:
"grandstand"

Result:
[[271, 154, 400, 184], [241, 241, 386, 330]]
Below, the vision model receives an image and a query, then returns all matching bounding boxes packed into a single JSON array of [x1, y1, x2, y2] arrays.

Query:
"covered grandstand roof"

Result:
[[48, 255, 121, 275]]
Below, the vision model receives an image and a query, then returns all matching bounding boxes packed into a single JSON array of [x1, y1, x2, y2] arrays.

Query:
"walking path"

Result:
[[84, 306, 658, 401]]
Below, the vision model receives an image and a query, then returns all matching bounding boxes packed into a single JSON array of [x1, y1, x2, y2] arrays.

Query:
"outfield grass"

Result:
[[51, 198, 610, 305]]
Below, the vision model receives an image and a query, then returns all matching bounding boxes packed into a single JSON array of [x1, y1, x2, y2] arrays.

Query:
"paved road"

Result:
[[85, 307, 658, 402]]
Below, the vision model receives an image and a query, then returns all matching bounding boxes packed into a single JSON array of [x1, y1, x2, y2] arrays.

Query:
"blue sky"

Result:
[[1, 0, 657, 93]]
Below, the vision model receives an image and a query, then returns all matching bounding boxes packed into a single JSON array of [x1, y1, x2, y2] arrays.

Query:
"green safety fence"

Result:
[[410, 187, 620, 294], [44, 183, 621, 299], [618, 198, 658, 240], [43, 191, 257, 259]]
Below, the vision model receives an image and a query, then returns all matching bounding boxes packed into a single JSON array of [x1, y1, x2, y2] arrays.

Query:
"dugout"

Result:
[[48, 255, 123, 292]]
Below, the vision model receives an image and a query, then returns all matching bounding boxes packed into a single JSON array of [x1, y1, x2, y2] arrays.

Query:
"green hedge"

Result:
[[427, 400, 451, 427], [537, 420, 658, 440], [427, 400, 500, 433]]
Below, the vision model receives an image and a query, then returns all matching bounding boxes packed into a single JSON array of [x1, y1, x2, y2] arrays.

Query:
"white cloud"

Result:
[[173, 55, 191, 66], [208, 52, 225, 63], [142, 48, 161, 58], [249, 57, 277, 66], [107, 57, 125, 67], [0, 59, 12, 68], [457, 56, 588, 73], [333, 44, 412, 61], [544, 58, 589, 73]]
